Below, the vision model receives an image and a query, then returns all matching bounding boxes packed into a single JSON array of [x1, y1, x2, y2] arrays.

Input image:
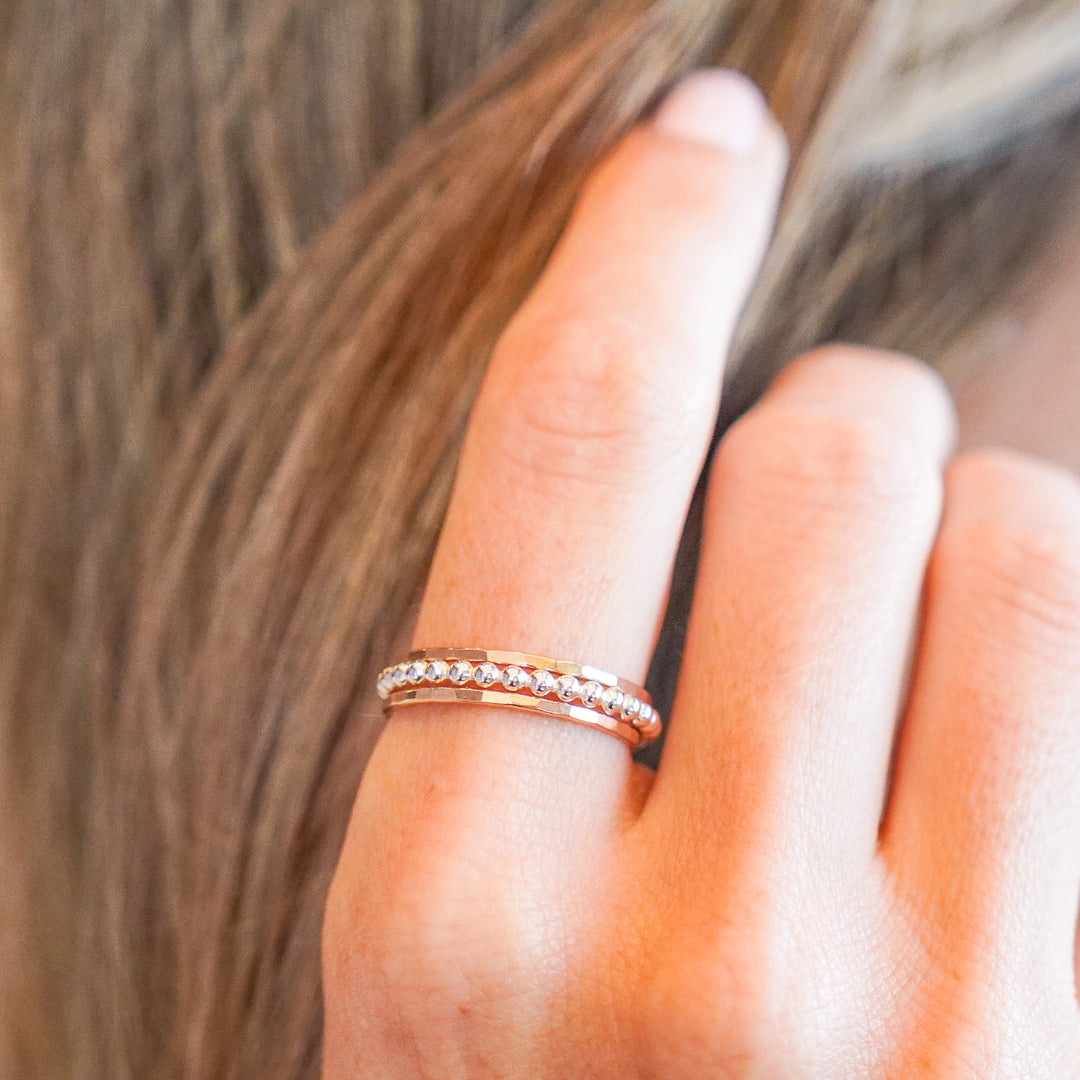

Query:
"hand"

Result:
[[321, 68, 1080, 1077]]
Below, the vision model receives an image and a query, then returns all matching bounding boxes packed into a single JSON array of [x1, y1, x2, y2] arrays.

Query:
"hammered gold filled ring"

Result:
[[377, 648, 662, 750]]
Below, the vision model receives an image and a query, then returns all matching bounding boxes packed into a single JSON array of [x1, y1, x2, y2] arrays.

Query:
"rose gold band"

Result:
[[377, 647, 662, 750]]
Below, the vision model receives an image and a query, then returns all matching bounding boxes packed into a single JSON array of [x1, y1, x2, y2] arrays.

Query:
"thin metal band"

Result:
[[388, 687, 649, 749], [377, 647, 662, 750]]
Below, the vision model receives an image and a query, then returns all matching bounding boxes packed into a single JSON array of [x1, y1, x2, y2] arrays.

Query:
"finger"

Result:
[[366, 69, 788, 836], [646, 345, 956, 877], [881, 449, 1080, 1004]]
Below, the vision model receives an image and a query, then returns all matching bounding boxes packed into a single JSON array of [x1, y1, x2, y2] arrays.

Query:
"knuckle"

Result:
[[487, 313, 708, 486], [716, 400, 932, 519], [966, 520, 1080, 622], [782, 343, 952, 409], [773, 344, 956, 445], [323, 848, 527, 1029], [941, 449, 1080, 642], [639, 944, 761, 1076], [638, 915, 833, 1077]]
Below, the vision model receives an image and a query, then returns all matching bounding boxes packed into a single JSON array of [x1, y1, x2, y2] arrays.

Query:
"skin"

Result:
[[321, 68, 1080, 1077]]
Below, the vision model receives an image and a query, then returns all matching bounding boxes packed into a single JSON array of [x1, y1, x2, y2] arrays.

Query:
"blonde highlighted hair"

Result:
[[2, 0, 1080, 1075]]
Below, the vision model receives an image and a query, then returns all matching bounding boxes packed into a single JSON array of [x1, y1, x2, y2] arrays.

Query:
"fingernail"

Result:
[[651, 68, 768, 157]]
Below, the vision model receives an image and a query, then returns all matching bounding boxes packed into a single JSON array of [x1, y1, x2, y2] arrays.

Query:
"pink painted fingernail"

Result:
[[651, 68, 768, 157]]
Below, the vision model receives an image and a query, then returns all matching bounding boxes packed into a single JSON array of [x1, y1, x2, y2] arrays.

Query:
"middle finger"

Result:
[[647, 345, 956, 880]]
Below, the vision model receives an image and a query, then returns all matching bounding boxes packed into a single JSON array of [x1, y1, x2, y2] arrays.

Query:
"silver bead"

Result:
[[578, 680, 604, 707], [500, 664, 528, 691], [425, 659, 450, 684], [600, 686, 625, 716], [448, 659, 473, 685], [529, 669, 555, 696], [554, 674, 580, 702], [376, 669, 394, 699], [473, 661, 500, 688]]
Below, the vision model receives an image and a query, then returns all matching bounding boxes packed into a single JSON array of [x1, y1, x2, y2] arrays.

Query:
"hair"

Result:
[[2, 0, 1080, 1075]]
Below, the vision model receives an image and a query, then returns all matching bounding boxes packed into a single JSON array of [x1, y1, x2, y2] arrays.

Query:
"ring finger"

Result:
[[365, 69, 788, 833]]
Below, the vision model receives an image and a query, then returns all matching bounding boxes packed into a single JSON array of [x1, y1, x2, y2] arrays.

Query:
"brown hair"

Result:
[[3, 0, 1080, 1075]]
